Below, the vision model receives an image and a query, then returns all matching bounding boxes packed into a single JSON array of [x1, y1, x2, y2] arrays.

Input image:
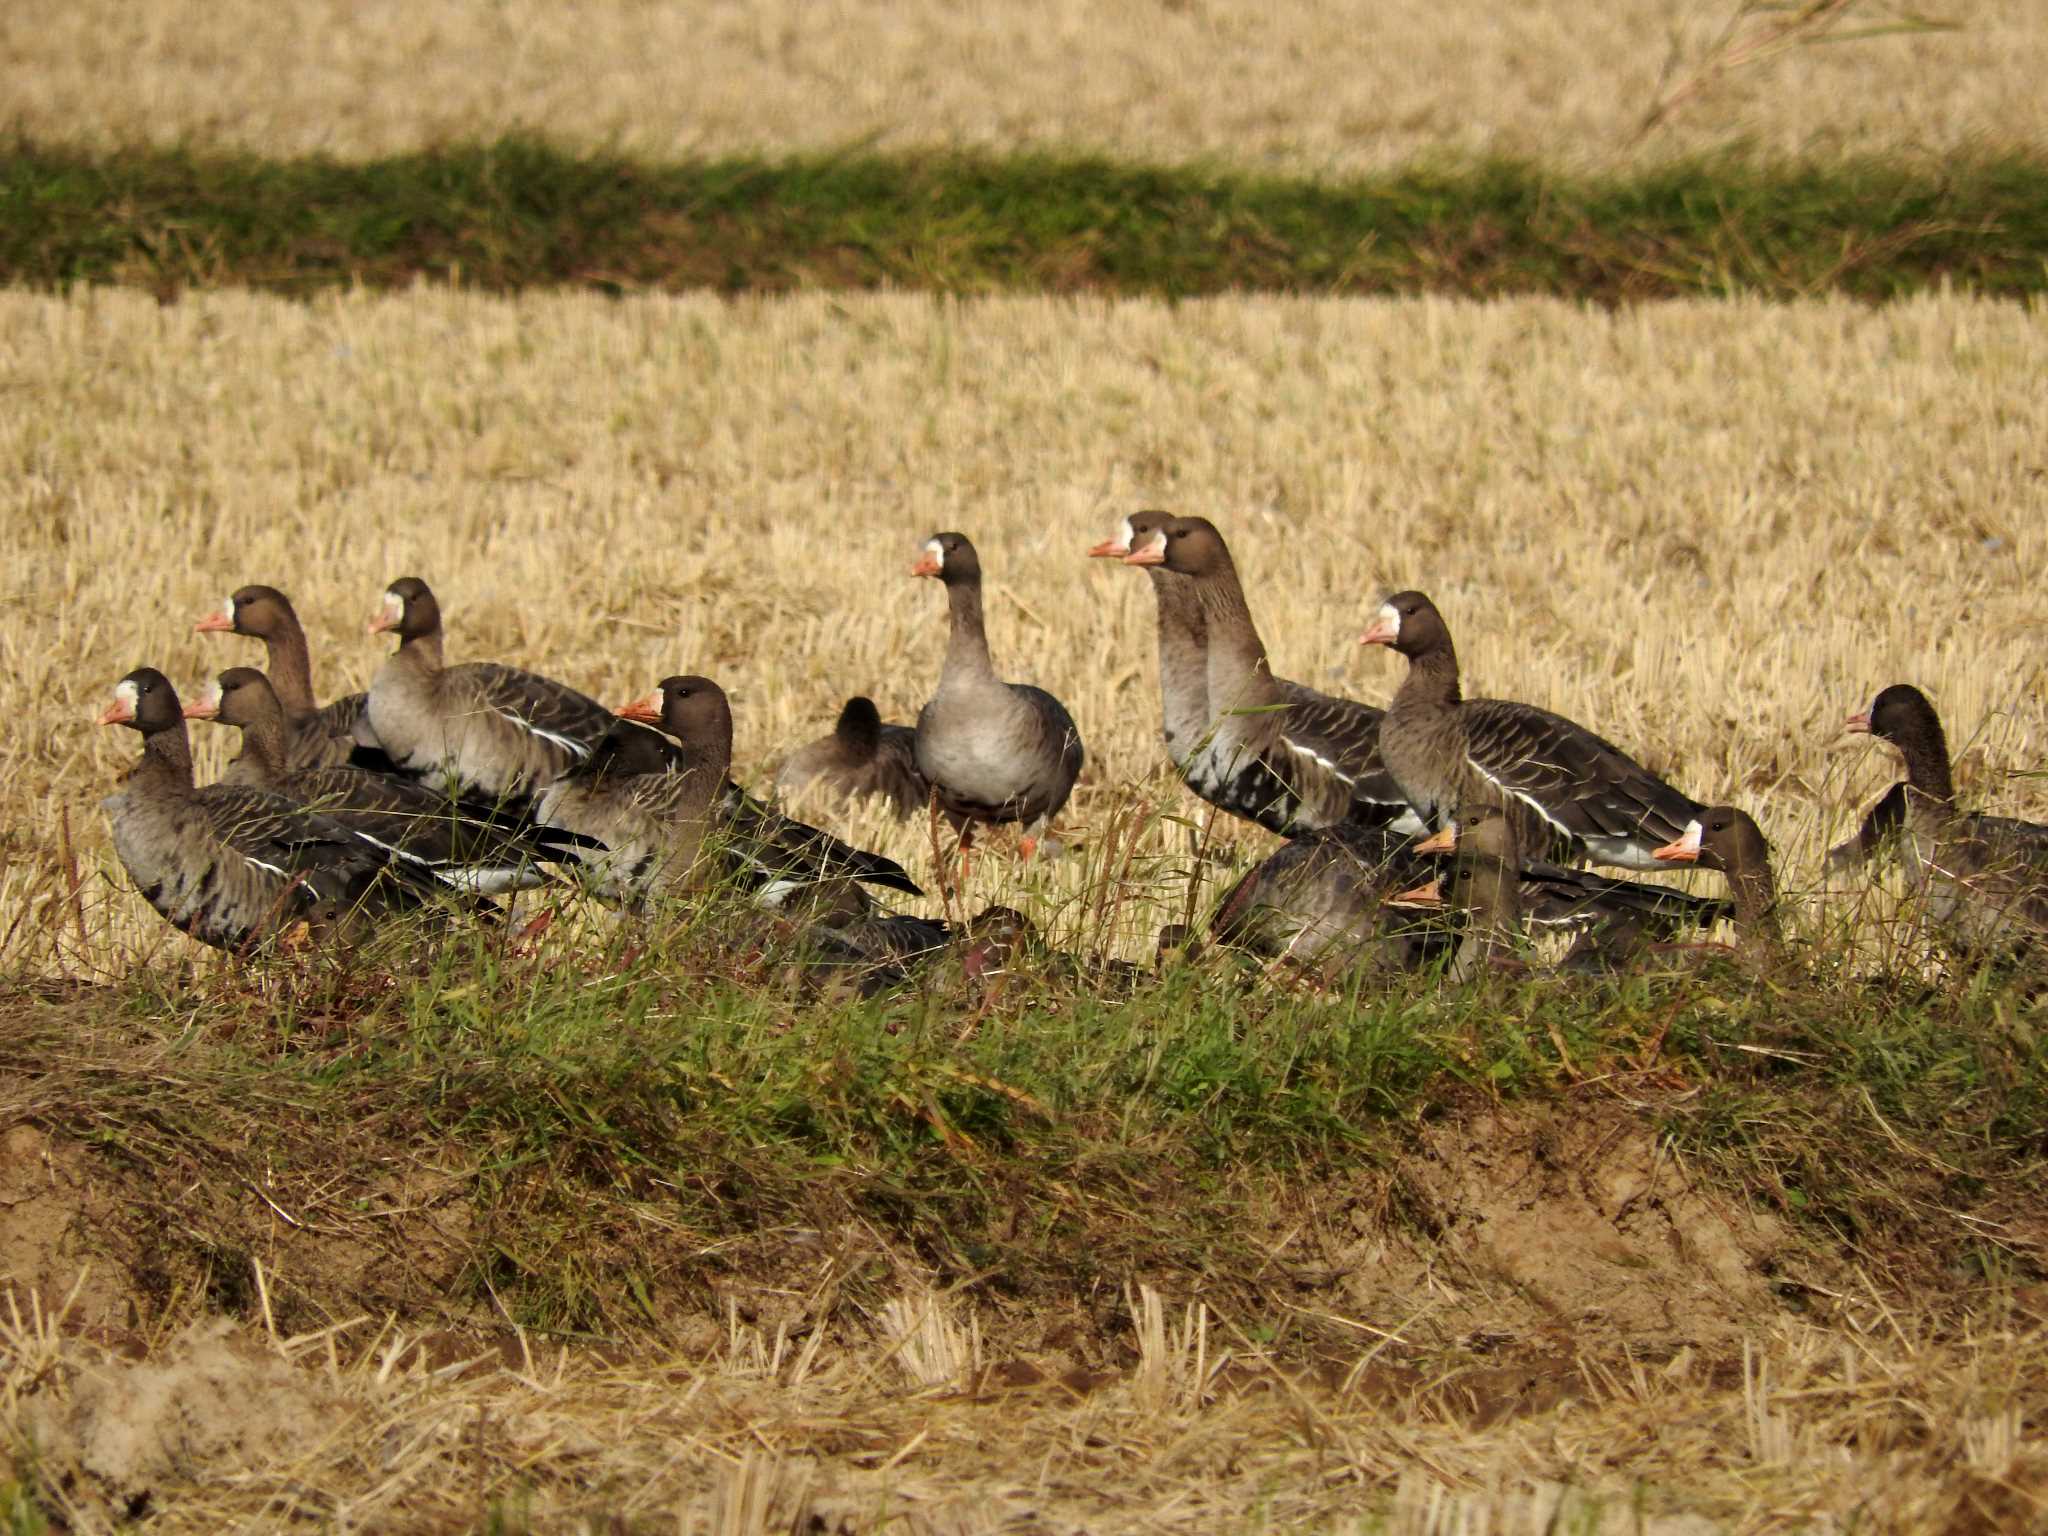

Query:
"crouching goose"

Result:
[[97, 669, 440, 950], [1651, 806, 1782, 950], [1208, 823, 1438, 977], [911, 533, 1083, 855], [774, 696, 928, 818], [196, 585, 378, 773], [365, 577, 612, 805], [1396, 808, 1735, 976], [537, 675, 921, 908], [1112, 515, 1417, 836], [1841, 685, 2048, 948], [186, 668, 578, 894], [1361, 591, 1704, 871]]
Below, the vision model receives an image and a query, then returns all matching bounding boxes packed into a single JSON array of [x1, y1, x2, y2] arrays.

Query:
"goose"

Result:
[[1360, 590, 1704, 871], [1396, 808, 1734, 974], [97, 668, 438, 950], [1209, 822, 1437, 976], [1841, 685, 2048, 948], [1651, 805, 1781, 944], [195, 584, 377, 774], [364, 577, 612, 805], [911, 532, 1083, 855], [1088, 509, 1211, 770], [1116, 516, 1418, 836], [537, 675, 922, 908], [185, 667, 576, 894], [774, 696, 928, 818]]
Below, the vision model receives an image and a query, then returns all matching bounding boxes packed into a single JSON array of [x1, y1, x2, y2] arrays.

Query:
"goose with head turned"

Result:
[[364, 577, 614, 807], [1361, 590, 1705, 871], [98, 668, 439, 950], [186, 667, 576, 894], [911, 532, 1084, 854], [195, 584, 379, 774], [1840, 684, 2048, 947], [1114, 515, 1417, 836], [1651, 804, 1780, 946], [774, 695, 928, 819], [538, 674, 922, 909]]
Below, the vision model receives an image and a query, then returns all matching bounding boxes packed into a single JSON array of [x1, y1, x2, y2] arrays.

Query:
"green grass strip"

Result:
[[4, 136, 2048, 302]]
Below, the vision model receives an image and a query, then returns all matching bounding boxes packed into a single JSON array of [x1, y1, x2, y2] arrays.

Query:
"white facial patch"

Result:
[[923, 538, 944, 570], [197, 682, 223, 714], [114, 679, 139, 714], [1679, 820, 1704, 855], [1377, 603, 1400, 638], [381, 590, 405, 627], [1117, 517, 1135, 549]]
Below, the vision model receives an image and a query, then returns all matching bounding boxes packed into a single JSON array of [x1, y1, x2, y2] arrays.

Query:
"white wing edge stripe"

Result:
[[494, 708, 594, 758], [1469, 760, 1575, 838]]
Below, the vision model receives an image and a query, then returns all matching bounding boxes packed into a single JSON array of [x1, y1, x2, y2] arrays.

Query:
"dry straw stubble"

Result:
[[0, 0, 2043, 170]]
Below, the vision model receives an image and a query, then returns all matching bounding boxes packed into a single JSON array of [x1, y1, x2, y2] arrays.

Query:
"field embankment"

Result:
[[9, 141, 2048, 302]]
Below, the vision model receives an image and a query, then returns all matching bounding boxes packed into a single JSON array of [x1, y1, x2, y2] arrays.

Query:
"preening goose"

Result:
[[1651, 805, 1780, 943], [1117, 516, 1417, 837], [195, 584, 376, 775], [1841, 685, 2048, 948], [538, 675, 922, 908], [912, 532, 1084, 853], [1361, 590, 1704, 871], [1208, 822, 1437, 976], [186, 667, 571, 894], [364, 577, 612, 805], [774, 696, 928, 818], [98, 668, 434, 950]]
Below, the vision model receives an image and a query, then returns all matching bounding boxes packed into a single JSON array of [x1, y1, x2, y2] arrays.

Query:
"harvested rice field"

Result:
[[5, 3, 2048, 1529]]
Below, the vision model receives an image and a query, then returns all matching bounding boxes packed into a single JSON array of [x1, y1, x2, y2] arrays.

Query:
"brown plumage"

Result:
[[1842, 685, 2048, 949], [98, 668, 433, 951], [537, 676, 922, 907], [774, 696, 927, 818], [364, 577, 613, 805], [195, 584, 372, 775], [912, 532, 1084, 850], [1117, 515, 1416, 836], [1361, 590, 1704, 871], [1209, 822, 1436, 976], [187, 667, 571, 893]]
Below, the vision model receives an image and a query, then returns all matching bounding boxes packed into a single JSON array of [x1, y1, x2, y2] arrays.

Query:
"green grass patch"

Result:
[[5, 915, 2043, 1345], [4, 137, 2048, 302]]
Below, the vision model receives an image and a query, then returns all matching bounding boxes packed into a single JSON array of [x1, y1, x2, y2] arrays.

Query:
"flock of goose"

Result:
[[94, 513, 2048, 988]]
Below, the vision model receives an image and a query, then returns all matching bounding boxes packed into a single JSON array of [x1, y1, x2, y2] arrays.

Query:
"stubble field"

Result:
[[2, 285, 2044, 975]]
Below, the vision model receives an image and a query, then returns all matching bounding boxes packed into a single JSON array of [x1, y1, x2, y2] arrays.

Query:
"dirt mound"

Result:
[[21, 1318, 341, 1524], [1380, 1101, 1790, 1354], [0, 1122, 138, 1330]]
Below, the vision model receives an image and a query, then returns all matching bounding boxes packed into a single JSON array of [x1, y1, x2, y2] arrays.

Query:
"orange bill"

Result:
[[1412, 825, 1457, 856], [95, 697, 132, 726], [1086, 537, 1129, 559], [1387, 878, 1445, 908], [1843, 710, 1872, 734], [193, 608, 235, 634], [909, 553, 943, 578], [1359, 617, 1399, 647], [615, 693, 662, 724], [1652, 824, 1703, 863]]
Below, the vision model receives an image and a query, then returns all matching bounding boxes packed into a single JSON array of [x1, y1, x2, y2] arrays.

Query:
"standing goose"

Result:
[[1088, 510, 1212, 771], [186, 668, 573, 894], [97, 668, 434, 950], [1361, 590, 1704, 871], [774, 696, 928, 818], [195, 584, 377, 774], [538, 675, 921, 907], [911, 532, 1083, 855], [364, 577, 613, 805], [1652, 805, 1781, 944], [1117, 516, 1417, 837], [1841, 685, 2048, 947]]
